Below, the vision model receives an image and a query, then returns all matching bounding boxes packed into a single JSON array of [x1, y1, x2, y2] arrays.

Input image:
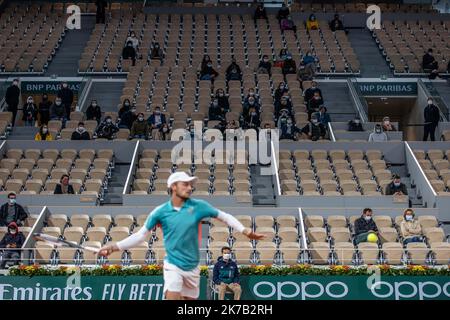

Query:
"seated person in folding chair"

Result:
[[96, 116, 119, 140], [354, 208, 379, 245], [71, 122, 91, 140], [200, 61, 219, 82], [130, 113, 150, 140], [0, 222, 25, 269], [122, 40, 137, 66], [147, 106, 167, 140], [225, 58, 242, 81], [213, 246, 242, 300], [257, 55, 272, 76], [385, 174, 408, 196], [54, 174, 75, 195]]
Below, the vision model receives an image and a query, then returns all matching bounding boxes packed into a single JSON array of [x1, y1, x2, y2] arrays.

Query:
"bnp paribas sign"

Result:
[[358, 82, 418, 96]]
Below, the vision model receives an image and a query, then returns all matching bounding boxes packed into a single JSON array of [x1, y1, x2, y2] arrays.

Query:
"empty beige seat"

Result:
[[209, 227, 230, 242], [430, 242, 450, 265], [233, 241, 253, 264], [115, 214, 134, 227], [327, 215, 347, 228], [104, 241, 125, 264], [109, 226, 130, 241], [255, 215, 274, 228], [47, 214, 68, 230], [235, 215, 252, 228], [35, 241, 54, 264], [79, 149, 96, 162], [307, 227, 328, 242], [92, 214, 112, 229], [277, 215, 297, 228], [134, 179, 150, 192], [334, 242, 355, 265], [417, 215, 438, 230], [357, 242, 379, 264], [278, 227, 298, 243], [330, 227, 351, 243], [310, 242, 330, 264], [373, 215, 393, 228], [382, 242, 404, 265], [86, 227, 107, 243], [81, 241, 102, 264], [255, 227, 276, 242], [63, 226, 84, 244], [57, 245, 78, 264], [305, 215, 324, 228], [128, 242, 150, 264], [379, 227, 398, 243], [41, 226, 61, 238], [279, 242, 300, 265], [406, 242, 429, 265], [256, 242, 277, 264], [70, 214, 90, 232], [424, 227, 445, 244]]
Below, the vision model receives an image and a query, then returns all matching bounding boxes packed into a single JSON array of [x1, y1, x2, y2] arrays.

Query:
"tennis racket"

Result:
[[33, 233, 100, 253]]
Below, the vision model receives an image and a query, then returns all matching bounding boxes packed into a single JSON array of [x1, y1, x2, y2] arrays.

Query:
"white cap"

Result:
[[167, 171, 197, 188]]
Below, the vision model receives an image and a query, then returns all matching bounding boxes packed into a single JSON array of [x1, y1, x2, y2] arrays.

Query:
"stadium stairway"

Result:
[[7, 126, 39, 140], [319, 82, 357, 122], [82, 81, 125, 112], [250, 165, 277, 206], [433, 81, 450, 109], [101, 162, 130, 205], [45, 16, 96, 77], [347, 28, 392, 78]]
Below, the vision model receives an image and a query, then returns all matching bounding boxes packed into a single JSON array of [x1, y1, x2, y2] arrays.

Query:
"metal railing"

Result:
[[418, 79, 449, 122], [348, 78, 369, 123]]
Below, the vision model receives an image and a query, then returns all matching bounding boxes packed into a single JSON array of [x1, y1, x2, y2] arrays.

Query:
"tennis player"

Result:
[[98, 171, 264, 300]]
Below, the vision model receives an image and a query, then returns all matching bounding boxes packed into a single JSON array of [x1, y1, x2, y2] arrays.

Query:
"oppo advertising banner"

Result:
[[0, 276, 207, 300], [242, 276, 450, 300]]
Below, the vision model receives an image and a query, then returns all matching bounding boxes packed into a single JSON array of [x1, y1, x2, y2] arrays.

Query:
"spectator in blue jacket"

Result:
[[213, 246, 242, 300], [147, 106, 167, 140], [315, 106, 331, 127]]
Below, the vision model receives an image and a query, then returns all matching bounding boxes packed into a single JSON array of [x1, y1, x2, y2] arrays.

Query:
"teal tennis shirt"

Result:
[[144, 198, 219, 271]]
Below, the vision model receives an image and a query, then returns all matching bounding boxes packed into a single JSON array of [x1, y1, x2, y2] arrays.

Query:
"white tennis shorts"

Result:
[[163, 261, 201, 299]]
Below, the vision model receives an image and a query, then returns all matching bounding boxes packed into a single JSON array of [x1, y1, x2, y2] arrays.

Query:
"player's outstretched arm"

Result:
[[217, 210, 266, 240], [98, 226, 151, 257]]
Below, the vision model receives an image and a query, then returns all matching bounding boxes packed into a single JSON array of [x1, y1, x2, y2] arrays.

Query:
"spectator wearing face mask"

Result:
[[274, 48, 289, 68], [50, 97, 67, 123], [86, 99, 102, 125], [274, 82, 288, 105], [150, 42, 163, 60], [297, 61, 311, 81], [368, 124, 388, 142], [278, 112, 297, 140], [400, 209, 423, 245], [22, 96, 37, 126], [281, 15, 297, 33], [274, 96, 293, 121], [160, 123, 170, 141], [307, 91, 324, 119], [301, 114, 326, 141], [348, 116, 363, 131], [423, 97, 440, 141], [0, 193, 28, 227], [422, 48, 438, 74], [302, 51, 317, 78], [257, 55, 272, 76], [209, 98, 226, 122], [226, 58, 242, 81], [57, 82, 74, 120], [54, 174, 75, 194], [38, 93, 52, 125], [34, 125, 53, 141], [119, 105, 137, 130], [282, 54, 297, 75], [244, 88, 259, 105], [200, 61, 219, 81], [0, 222, 25, 269], [243, 107, 261, 130], [147, 106, 167, 140], [354, 208, 378, 245], [130, 113, 149, 139], [243, 96, 261, 116], [254, 3, 268, 22], [5, 79, 20, 126], [306, 13, 319, 31], [122, 40, 137, 66], [71, 122, 91, 140], [304, 81, 322, 103], [382, 116, 396, 132], [315, 106, 331, 127], [215, 88, 230, 112], [385, 174, 408, 196], [213, 246, 241, 300], [276, 3, 290, 24], [126, 31, 140, 51], [329, 14, 345, 32], [96, 116, 119, 140]]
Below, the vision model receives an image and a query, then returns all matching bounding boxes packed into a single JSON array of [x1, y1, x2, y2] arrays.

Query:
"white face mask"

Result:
[[9, 229, 17, 235], [78, 127, 85, 132], [428, 101, 433, 105], [222, 253, 231, 260], [405, 215, 413, 221], [42, 128, 48, 133], [364, 215, 372, 221], [394, 182, 401, 187], [9, 199, 16, 205]]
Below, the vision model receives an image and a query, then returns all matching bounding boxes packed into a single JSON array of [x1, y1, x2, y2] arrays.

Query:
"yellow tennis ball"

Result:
[[367, 233, 378, 243]]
